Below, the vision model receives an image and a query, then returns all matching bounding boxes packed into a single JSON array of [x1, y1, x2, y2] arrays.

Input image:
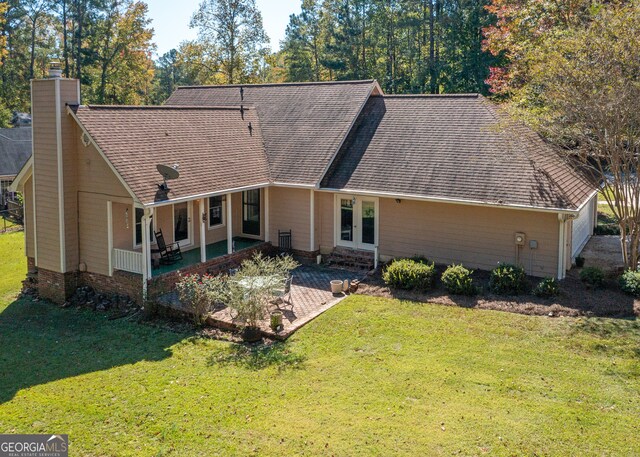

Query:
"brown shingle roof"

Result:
[[73, 105, 269, 205], [320, 95, 595, 211], [165, 80, 377, 185]]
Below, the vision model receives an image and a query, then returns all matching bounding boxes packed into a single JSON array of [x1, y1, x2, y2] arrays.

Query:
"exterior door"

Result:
[[242, 189, 261, 236], [173, 201, 192, 247], [336, 195, 378, 250]]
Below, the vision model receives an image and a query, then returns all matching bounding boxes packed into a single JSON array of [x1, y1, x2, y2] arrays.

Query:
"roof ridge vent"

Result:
[[240, 86, 244, 101]]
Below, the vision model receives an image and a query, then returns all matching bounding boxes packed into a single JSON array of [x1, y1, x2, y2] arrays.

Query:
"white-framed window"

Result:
[[208, 195, 225, 229], [134, 207, 154, 247]]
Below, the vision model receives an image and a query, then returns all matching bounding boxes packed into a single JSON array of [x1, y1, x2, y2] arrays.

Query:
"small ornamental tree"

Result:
[[214, 253, 299, 330], [490, 2, 640, 269]]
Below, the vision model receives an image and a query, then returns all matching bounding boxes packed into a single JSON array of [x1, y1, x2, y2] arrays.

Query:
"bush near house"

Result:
[[580, 267, 605, 288], [489, 263, 527, 295], [533, 277, 560, 298], [383, 258, 436, 291], [441, 264, 476, 296], [619, 269, 640, 296], [176, 273, 226, 325]]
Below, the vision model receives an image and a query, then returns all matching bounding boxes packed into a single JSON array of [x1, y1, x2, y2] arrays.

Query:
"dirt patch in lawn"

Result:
[[357, 267, 640, 319]]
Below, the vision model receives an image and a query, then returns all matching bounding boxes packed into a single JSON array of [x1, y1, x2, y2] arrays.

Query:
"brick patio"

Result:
[[156, 265, 367, 339]]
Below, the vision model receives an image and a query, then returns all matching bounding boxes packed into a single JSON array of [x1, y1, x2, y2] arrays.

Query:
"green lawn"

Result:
[[1, 233, 639, 455]]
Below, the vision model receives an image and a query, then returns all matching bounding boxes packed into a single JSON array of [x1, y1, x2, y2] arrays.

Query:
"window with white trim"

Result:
[[208, 196, 225, 228], [134, 208, 153, 247]]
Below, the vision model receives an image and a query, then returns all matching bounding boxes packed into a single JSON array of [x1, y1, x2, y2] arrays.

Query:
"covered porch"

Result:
[[108, 187, 270, 282]]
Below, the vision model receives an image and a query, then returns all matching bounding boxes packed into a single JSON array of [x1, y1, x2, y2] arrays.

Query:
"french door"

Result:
[[173, 201, 192, 247], [336, 195, 378, 250], [242, 189, 261, 237]]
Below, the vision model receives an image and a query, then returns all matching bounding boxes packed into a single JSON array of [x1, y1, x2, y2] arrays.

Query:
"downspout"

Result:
[[557, 214, 567, 280]]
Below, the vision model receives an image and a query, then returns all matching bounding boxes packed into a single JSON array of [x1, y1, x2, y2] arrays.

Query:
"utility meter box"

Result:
[[515, 232, 526, 246]]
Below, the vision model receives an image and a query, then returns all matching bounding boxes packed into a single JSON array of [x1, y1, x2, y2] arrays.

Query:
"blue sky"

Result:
[[146, 0, 301, 57]]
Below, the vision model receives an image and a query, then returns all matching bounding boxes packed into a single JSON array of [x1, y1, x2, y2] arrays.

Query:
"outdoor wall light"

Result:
[[352, 196, 357, 205]]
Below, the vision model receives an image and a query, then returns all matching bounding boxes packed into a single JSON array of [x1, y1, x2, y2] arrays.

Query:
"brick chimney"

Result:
[[30, 62, 81, 303]]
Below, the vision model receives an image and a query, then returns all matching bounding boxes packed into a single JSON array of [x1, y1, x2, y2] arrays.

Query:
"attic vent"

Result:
[[81, 131, 91, 147]]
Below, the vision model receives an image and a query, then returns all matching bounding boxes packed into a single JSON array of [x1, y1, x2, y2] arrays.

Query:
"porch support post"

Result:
[[264, 187, 270, 243], [199, 198, 206, 263], [144, 208, 152, 279], [557, 213, 566, 280], [309, 189, 315, 252], [226, 193, 233, 254], [141, 207, 152, 301], [107, 201, 113, 276]]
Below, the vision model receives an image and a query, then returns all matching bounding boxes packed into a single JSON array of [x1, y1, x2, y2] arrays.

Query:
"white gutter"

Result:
[[145, 182, 271, 208], [318, 187, 581, 215], [272, 181, 315, 189]]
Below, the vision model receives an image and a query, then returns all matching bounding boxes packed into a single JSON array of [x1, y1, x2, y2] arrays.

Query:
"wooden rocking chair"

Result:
[[154, 229, 183, 264]]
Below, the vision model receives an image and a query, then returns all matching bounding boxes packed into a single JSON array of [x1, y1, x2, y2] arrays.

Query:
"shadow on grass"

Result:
[[207, 342, 306, 371], [0, 297, 189, 404]]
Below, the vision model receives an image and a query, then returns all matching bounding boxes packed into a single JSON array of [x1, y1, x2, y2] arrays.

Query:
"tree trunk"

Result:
[[29, 16, 37, 80], [63, 0, 69, 78], [429, 0, 435, 94]]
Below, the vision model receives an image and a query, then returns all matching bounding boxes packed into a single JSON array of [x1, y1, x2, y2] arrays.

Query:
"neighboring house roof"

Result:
[[320, 95, 595, 211], [0, 127, 32, 178], [165, 80, 378, 185], [72, 105, 269, 205]]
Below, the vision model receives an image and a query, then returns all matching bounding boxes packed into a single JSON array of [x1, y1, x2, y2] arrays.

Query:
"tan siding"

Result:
[[378, 198, 559, 277], [32, 80, 61, 271], [76, 133, 130, 198], [31, 79, 81, 272], [269, 187, 310, 251], [112, 202, 133, 250], [61, 80, 80, 271], [23, 175, 35, 258], [203, 197, 228, 245], [78, 192, 109, 276], [317, 191, 334, 254]]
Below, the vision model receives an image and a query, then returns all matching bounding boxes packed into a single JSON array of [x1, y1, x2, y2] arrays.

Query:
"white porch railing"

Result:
[[112, 248, 143, 274]]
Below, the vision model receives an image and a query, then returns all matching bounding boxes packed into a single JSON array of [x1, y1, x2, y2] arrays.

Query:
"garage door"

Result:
[[572, 196, 596, 257]]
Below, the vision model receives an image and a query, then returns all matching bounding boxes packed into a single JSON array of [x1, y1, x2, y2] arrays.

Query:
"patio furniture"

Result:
[[279, 230, 292, 251], [154, 228, 183, 264], [272, 274, 293, 307], [235, 274, 282, 290]]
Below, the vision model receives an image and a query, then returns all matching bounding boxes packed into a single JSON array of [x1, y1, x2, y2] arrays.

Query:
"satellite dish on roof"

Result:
[[156, 164, 179, 191]]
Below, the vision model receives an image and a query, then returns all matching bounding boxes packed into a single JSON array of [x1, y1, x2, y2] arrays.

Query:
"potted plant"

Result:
[[575, 256, 585, 268]]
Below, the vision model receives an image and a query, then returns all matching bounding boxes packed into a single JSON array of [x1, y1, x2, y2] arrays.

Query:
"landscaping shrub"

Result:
[[619, 269, 640, 296], [489, 263, 527, 295], [580, 267, 605, 288], [383, 258, 436, 291], [176, 273, 225, 325], [441, 264, 476, 295], [533, 277, 560, 298]]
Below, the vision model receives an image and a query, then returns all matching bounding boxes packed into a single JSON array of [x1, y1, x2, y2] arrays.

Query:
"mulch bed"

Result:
[[357, 266, 640, 319]]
